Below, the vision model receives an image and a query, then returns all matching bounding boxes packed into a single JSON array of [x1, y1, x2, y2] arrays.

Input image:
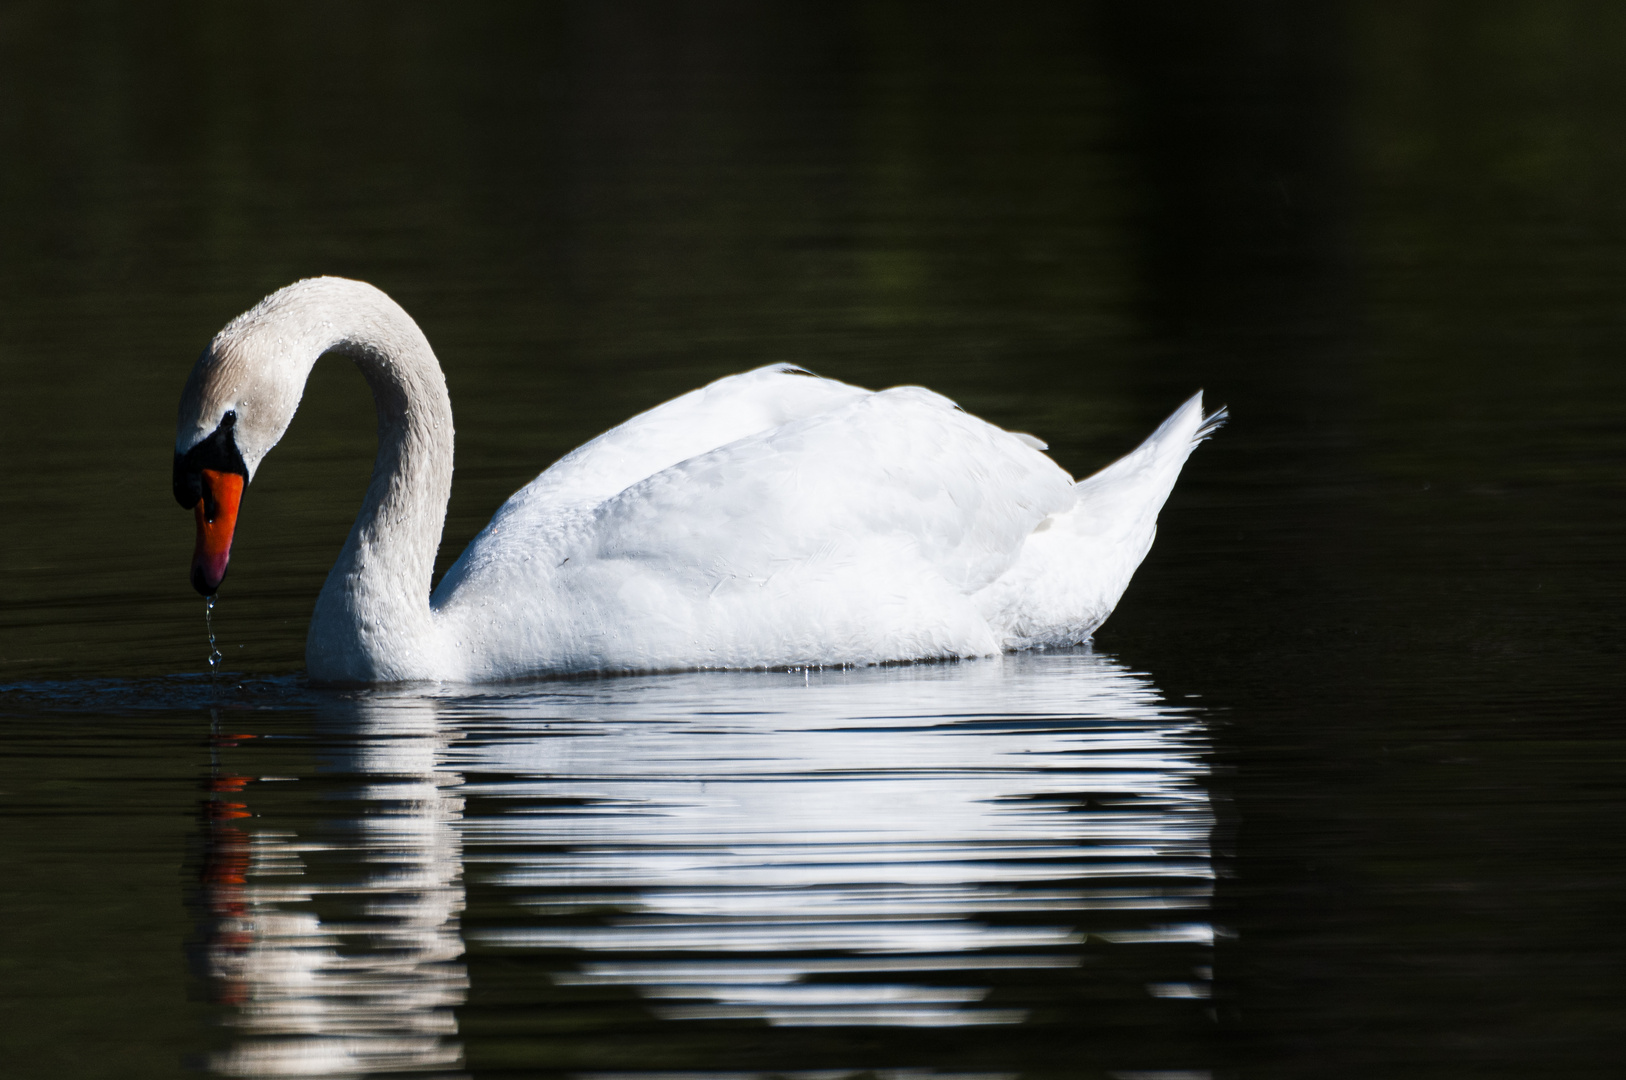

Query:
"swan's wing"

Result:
[[584, 386, 1076, 598], [434, 365, 868, 604], [502, 364, 869, 515], [433, 384, 1078, 674]]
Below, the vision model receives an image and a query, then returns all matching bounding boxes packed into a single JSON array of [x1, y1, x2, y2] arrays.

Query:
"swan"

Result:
[[172, 277, 1224, 684]]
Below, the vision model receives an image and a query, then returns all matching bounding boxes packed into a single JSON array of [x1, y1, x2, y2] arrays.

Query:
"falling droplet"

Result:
[[205, 595, 223, 680]]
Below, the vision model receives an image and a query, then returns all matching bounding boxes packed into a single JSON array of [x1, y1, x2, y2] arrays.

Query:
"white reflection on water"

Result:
[[450, 649, 1212, 1030], [199, 704, 469, 1077], [199, 648, 1213, 1073]]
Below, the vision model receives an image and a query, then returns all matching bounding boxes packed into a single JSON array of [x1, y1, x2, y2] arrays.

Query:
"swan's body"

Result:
[[173, 278, 1223, 684]]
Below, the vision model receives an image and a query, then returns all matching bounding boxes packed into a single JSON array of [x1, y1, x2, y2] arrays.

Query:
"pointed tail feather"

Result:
[[1066, 390, 1222, 623], [1063, 390, 1222, 591], [1075, 391, 1220, 498], [977, 392, 1224, 648], [1193, 402, 1229, 445]]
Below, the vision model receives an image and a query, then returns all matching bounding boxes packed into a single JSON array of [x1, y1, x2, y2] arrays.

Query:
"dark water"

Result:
[[2, 3, 1623, 1077]]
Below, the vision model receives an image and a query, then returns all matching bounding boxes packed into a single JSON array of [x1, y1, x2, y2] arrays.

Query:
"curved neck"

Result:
[[250, 281, 455, 681], [313, 329, 455, 678]]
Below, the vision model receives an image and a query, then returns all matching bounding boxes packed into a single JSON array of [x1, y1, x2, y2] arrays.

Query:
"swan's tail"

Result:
[[1193, 402, 1229, 444], [980, 392, 1225, 648], [1073, 391, 1224, 513]]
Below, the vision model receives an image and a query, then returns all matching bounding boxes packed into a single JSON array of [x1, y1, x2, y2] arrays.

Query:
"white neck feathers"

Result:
[[211, 278, 455, 682]]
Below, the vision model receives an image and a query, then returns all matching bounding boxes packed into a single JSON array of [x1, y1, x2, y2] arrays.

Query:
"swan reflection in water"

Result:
[[195, 648, 1214, 1075], [195, 701, 469, 1076]]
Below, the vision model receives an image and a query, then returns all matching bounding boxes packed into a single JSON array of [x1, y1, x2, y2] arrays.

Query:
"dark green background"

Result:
[[2, 2, 1623, 1076]]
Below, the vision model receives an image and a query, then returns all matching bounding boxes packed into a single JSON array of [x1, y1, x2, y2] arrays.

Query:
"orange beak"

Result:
[[192, 468, 244, 596]]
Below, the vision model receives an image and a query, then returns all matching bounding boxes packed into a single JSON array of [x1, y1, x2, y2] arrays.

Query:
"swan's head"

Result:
[[172, 296, 312, 596]]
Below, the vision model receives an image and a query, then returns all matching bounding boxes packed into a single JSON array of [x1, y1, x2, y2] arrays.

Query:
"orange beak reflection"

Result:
[[192, 468, 244, 596]]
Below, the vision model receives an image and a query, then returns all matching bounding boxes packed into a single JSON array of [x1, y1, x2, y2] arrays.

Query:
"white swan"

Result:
[[172, 277, 1224, 684]]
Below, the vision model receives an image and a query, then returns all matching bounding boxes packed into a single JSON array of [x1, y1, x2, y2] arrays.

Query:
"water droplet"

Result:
[[205, 595, 224, 681]]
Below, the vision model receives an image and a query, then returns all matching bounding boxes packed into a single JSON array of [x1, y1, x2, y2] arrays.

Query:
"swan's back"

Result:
[[431, 366, 1218, 680], [494, 364, 866, 517], [433, 367, 1079, 677], [587, 384, 1074, 597]]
